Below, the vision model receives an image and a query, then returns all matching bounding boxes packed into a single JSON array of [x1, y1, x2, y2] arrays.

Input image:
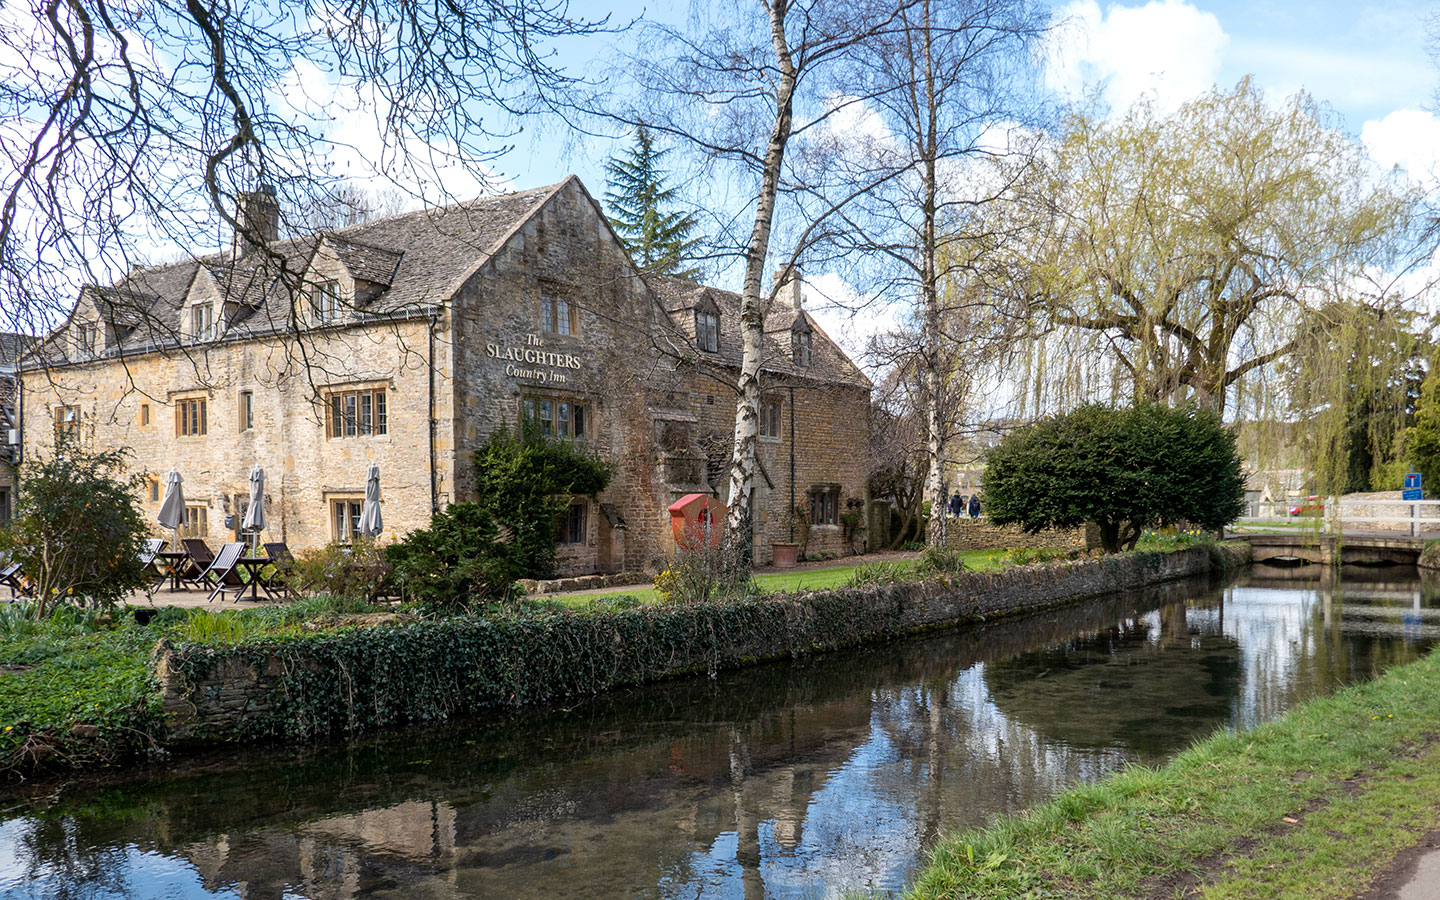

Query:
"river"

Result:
[[0, 566, 1436, 900]]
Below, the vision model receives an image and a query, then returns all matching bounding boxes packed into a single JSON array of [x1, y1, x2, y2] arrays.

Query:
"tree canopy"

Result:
[[994, 79, 1420, 414], [603, 126, 701, 277], [982, 403, 1245, 553]]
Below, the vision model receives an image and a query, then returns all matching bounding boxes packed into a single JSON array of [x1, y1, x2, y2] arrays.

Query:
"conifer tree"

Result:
[[603, 126, 701, 278]]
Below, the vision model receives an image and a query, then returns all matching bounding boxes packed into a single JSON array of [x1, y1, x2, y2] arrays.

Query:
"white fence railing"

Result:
[[1237, 498, 1440, 538]]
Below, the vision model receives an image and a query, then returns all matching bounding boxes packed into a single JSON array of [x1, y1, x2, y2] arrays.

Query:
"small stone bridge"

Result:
[[1226, 532, 1428, 565]]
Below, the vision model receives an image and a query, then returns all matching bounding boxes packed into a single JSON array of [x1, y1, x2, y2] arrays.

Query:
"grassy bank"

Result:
[[903, 646, 1440, 900]]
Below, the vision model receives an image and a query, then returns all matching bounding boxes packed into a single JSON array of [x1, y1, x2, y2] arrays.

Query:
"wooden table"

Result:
[[233, 556, 273, 602], [155, 551, 190, 592]]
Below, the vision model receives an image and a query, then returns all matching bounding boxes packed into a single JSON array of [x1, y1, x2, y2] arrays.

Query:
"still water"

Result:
[[2, 567, 1438, 900]]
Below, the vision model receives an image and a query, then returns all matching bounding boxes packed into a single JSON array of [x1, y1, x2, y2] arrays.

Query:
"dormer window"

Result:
[[792, 323, 813, 367], [76, 322, 98, 356], [696, 310, 719, 352], [190, 304, 215, 342], [311, 279, 342, 324]]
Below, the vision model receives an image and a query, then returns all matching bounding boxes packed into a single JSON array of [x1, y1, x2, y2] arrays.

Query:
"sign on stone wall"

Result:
[[486, 333, 583, 384]]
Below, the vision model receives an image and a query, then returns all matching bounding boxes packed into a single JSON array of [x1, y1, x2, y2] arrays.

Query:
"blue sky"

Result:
[[498, 0, 1439, 194]]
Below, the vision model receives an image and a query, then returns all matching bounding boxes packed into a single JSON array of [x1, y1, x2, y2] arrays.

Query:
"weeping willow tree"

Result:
[[1283, 303, 1430, 496], [986, 79, 1420, 421]]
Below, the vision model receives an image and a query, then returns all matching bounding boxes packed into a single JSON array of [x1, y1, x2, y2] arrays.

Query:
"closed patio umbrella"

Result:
[[242, 465, 265, 552], [157, 469, 185, 550], [357, 462, 382, 538]]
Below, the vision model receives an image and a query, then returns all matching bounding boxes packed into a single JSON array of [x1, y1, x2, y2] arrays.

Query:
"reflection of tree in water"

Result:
[[12, 816, 135, 900], [984, 601, 1243, 762]]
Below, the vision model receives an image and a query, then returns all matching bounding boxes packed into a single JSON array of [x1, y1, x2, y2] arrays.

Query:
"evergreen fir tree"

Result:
[[604, 126, 701, 278]]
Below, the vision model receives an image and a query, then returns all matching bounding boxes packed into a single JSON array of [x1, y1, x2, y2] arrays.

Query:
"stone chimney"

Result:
[[772, 266, 803, 312], [232, 184, 280, 256]]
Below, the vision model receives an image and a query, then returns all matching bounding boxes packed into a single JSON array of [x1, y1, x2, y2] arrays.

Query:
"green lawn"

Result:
[[552, 549, 1014, 608]]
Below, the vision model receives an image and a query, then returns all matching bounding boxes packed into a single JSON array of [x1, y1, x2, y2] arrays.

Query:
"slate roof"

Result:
[[649, 275, 870, 389], [31, 181, 566, 364]]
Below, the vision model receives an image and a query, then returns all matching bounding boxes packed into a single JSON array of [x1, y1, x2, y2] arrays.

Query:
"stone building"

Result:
[[0, 332, 31, 524], [20, 177, 870, 573]]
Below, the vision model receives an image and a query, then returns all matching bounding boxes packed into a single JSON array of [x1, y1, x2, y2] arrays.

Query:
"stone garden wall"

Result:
[[943, 517, 1089, 552], [153, 544, 1249, 744]]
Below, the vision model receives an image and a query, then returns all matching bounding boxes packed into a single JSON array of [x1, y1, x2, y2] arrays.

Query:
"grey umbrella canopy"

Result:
[[357, 462, 382, 537], [242, 465, 266, 538], [157, 469, 185, 549]]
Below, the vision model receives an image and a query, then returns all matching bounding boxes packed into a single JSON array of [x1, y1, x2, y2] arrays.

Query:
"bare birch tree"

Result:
[[598, 0, 917, 549], [825, 0, 1043, 547]]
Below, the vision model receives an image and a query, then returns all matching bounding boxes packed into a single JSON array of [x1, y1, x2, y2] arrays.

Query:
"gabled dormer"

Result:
[[694, 292, 721, 353], [181, 267, 222, 342], [71, 285, 147, 358], [299, 235, 401, 328], [791, 313, 814, 367]]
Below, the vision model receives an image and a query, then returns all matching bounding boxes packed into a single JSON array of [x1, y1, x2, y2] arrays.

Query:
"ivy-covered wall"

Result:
[[154, 544, 1249, 743]]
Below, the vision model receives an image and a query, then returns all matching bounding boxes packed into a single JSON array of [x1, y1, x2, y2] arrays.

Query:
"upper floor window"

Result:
[[541, 293, 575, 335], [53, 405, 79, 440], [696, 310, 719, 353], [140, 403, 150, 427], [176, 397, 207, 436], [326, 387, 387, 438], [760, 398, 781, 440], [793, 327, 813, 367], [239, 390, 254, 432], [522, 395, 587, 441], [311, 279, 342, 324], [190, 304, 215, 342]]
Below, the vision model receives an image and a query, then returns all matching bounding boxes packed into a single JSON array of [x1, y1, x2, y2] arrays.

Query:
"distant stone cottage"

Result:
[[20, 177, 871, 573]]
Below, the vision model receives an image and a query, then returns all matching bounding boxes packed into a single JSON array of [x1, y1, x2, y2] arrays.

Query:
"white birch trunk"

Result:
[[724, 1, 797, 551]]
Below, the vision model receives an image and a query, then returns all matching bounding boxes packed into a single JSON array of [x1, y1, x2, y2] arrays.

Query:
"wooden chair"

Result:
[[138, 537, 166, 587], [0, 562, 30, 601], [263, 541, 295, 599], [200, 542, 247, 602], [178, 538, 215, 589]]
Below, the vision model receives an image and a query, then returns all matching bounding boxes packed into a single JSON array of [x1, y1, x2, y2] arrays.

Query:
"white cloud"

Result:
[[1361, 109, 1440, 187], [1044, 0, 1228, 115]]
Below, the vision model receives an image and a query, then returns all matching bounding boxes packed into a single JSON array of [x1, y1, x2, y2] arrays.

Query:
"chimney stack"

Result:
[[772, 266, 803, 312], [233, 184, 280, 257]]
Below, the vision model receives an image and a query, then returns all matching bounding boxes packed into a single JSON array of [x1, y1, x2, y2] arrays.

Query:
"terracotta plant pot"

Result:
[[770, 541, 799, 568]]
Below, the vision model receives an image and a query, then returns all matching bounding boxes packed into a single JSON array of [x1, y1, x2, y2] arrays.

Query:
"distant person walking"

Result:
[[969, 494, 981, 518], [949, 492, 963, 519]]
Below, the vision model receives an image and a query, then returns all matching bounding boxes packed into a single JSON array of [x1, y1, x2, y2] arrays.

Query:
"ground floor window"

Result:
[[181, 505, 208, 538], [810, 487, 839, 526], [332, 498, 363, 542], [557, 501, 587, 544], [523, 395, 587, 441], [0, 488, 9, 525]]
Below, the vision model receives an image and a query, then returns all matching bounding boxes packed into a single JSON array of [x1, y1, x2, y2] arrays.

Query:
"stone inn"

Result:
[[20, 177, 871, 574]]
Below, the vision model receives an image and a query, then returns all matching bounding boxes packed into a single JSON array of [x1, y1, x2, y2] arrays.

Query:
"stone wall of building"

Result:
[[446, 179, 676, 575], [20, 317, 445, 553]]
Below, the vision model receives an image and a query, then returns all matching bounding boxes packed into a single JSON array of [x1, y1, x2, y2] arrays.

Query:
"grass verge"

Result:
[[903, 647, 1440, 900]]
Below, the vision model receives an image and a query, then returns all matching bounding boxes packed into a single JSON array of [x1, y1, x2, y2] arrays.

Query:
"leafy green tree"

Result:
[[603, 126, 701, 277], [1408, 361, 1440, 496], [0, 437, 149, 616], [982, 403, 1245, 553], [384, 504, 524, 610], [992, 79, 1417, 414], [471, 427, 613, 579]]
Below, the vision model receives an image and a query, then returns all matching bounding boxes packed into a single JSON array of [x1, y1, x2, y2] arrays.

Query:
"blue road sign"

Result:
[[1406, 472, 1423, 490], [1404, 488, 1423, 501]]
